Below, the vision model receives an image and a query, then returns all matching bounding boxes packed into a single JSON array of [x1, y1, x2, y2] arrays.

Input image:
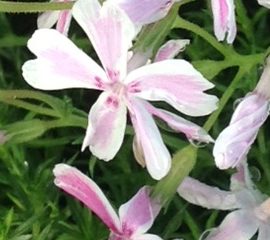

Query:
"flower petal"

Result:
[[211, 0, 236, 44], [258, 0, 270, 8], [22, 29, 108, 90], [154, 39, 190, 62], [205, 210, 259, 240], [37, 11, 60, 29], [258, 224, 270, 240], [128, 98, 171, 180], [53, 163, 121, 233], [56, 10, 72, 36], [213, 94, 269, 169], [82, 91, 127, 161], [126, 59, 218, 116], [108, 0, 174, 25], [145, 102, 214, 143], [119, 187, 160, 236], [135, 234, 163, 240], [177, 177, 239, 210], [72, 0, 135, 80]]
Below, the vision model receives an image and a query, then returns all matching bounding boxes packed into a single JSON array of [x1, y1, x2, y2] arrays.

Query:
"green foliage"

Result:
[[0, 0, 270, 239]]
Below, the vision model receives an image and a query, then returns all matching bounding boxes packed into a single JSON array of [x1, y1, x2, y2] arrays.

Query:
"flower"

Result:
[[53, 163, 162, 240], [213, 57, 270, 169], [22, 0, 218, 179], [37, 0, 72, 36], [211, 0, 237, 44], [177, 162, 270, 240]]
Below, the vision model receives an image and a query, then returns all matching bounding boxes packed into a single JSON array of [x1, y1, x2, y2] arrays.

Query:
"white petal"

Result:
[[37, 11, 59, 29], [82, 91, 127, 161], [145, 102, 214, 143], [258, 224, 270, 240], [177, 177, 239, 210], [53, 164, 121, 232], [119, 187, 159, 236], [73, 0, 136, 80], [128, 97, 171, 180], [154, 39, 190, 62], [108, 0, 174, 25], [22, 29, 108, 90], [126, 59, 218, 116], [135, 234, 163, 240], [205, 210, 259, 240]]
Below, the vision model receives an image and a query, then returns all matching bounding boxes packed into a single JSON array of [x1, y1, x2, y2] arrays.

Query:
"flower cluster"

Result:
[[17, 0, 270, 239]]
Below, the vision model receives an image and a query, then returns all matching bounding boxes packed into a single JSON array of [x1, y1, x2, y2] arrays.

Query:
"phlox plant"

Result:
[[0, 0, 270, 240]]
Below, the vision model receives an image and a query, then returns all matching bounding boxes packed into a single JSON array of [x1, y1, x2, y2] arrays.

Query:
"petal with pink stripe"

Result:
[[82, 91, 127, 161], [22, 29, 108, 90], [72, 0, 135, 81], [126, 60, 218, 116], [128, 98, 171, 180], [53, 164, 121, 233]]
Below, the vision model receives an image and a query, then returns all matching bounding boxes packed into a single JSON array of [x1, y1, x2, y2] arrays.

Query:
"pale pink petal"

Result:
[[154, 39, 190, 62], [22, 29, 108, 90], [177, 177, 239, 210], [213, 94, 269, 169], [205, 210, 259, 240], [258, 0, 270, 8], [72, 0, 135, 81], [128, 97, 171, 180], [135, 234, 163, 240], [56, 10, 72, 36], [82, 91, 127, 161], [119, 187, 160, 236], [108, 0, 174, 25], [53, 164, 121, 233], [127, 50, 151, 73], [126, 59, 218, 116], [258, 224, 270, 240], [37, 11, 60, 29], [145, 102, 214, 143], [211, 0, 236, 44]]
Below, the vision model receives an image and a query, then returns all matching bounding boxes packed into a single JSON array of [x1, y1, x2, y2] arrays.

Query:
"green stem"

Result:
[[0, 1, 74, 13], [203, 68, 245, 132], [0, 98, 59, 117], [173, 17, 234, 57]]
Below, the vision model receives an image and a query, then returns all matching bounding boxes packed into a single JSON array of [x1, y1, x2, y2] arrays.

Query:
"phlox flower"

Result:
[[37, 0, 72, 36], [178, 162, 270, 240], [213, 57, 270, 169], [211, 0, 237, 44], [53, 163, 162, 240], [22, 0, 218, 179]]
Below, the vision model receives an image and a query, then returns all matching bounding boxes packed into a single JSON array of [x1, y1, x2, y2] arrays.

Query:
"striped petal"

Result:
[[22, 29, 108, 90], [82, 91, 127, 161], [53, 164, 121, 233]]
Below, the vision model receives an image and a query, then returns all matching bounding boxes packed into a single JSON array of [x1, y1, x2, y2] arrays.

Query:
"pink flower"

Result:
[[213, 57, 270, 169], [22, 0, 218, 179], [178, 163, 270, 240], [211, 0, 237, 44], [37, 0, 72, 36], [53, 163, 162, 240]]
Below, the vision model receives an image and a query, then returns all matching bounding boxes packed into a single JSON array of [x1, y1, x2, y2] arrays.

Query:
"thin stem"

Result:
[[203, 68, 245, 132], [0, 98, 59, 117], [0, 1, 74, 13]]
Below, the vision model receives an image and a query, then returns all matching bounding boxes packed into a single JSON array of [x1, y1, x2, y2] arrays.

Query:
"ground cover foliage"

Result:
[[0, 0, 270, 239]]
